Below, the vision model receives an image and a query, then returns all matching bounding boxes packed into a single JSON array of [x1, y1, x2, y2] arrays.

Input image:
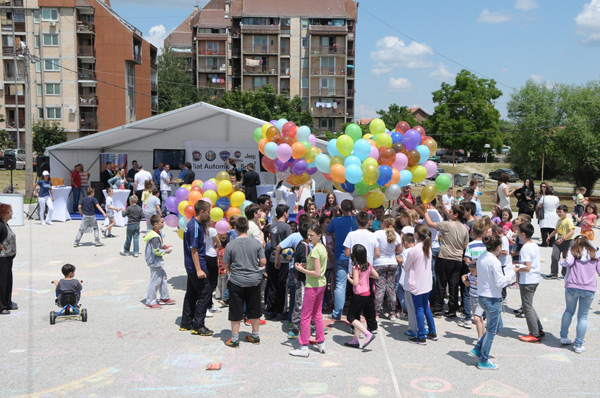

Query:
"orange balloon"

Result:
[[266, 126, 279, 141], [386, 168, 400, 186], [184, 205, 195, 220], [188, 190, 202, 205], [258, 138, 267, 155], [280, 135, 294, 146], [225, 207, 241, 219], [379, 147, 396, 166], [192, 180, 203, 187], [291, 142, 306, 159], [423, 138, 438, 155], [330, 164, 346, 183], [269, 133, 281, 144], [407, 150, 420, 167], [367, 139, 376, 146]]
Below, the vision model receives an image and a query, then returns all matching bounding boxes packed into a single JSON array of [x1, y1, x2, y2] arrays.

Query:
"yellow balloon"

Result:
[[366, 191, 384, 209], [421, 185, 437, 204], [178, 200, 189, 216], [305, 146, 321, 163], [261, 122, 272, 138], [177, 228, 184, 240], [230, 191, 246, 207], [210, 207, 224, 222], [336, 134, 354, 157], [362, 164, 379, 185], [362, 157, 378, 170], [411, 165, 427, 183], [182, 184, 192, 191], [216, 171, 229, 182], [370, 118, 386, 135], [217, 180, 233, 196], [329, 156, 345, 168], [375, 133, 392, 149], [363, 133, 373, 140], [204, 190, 217, 204]]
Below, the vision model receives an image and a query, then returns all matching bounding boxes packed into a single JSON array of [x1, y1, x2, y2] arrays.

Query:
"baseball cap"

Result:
[[42, 170, 49, 176]]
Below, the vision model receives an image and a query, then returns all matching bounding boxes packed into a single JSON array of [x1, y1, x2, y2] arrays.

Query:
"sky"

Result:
[[111, 0, 600, 120]]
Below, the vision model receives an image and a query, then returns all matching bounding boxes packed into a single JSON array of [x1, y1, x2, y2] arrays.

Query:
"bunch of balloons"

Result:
[[163, 171, 250, 239], [255, 118, 323, 186]]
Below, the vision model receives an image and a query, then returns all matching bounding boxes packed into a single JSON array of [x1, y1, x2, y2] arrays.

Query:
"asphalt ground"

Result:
[[2, 216, 600, 398]]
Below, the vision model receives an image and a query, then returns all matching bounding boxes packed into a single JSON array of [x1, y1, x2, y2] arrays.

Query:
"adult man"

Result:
[[180, 200, 213, 336], [79, 165, 90, 199], [461, 187, 482, 218], [182, 162, 195, 185], [127, 160, 139, 191], [100, 162, 114, 189], [134, 164, 152, 200], [70, 164, 84, 213], [397, 185, 416, 210], [242, 162, 260, 204], [159, 164, 173, 214], [265, 204, 292, 319], [153, 162, 164, 188], [178, 161, 188, 184], [222, 217, 266, 347], [326, 199, 358, 320]]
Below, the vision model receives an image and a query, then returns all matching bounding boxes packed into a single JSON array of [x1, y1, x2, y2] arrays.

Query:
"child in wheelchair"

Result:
[[50, 263, 86, 324]]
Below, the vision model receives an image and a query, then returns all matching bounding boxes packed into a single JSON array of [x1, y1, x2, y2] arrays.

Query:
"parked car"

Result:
[[468, 151, 486, 163], [431, 167, 445, 180], [428, 154, 440, 163], [470, 172, 485, 184], [0, 149, 34, 169], [489, 168, 519, 182], [439, 149, 467, 163]]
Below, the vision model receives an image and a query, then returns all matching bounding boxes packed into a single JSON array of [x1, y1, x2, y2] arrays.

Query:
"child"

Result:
[[545, 205, 576, 279], [490, 207, 502, 224], [144, 189, 161, 232], [499, 209, 513, 238], [290, 223, 328, 357], [102, 187, 121, 238], [459, 220, 487, 329], [320, 214, 335, 311], [572, 187, 586, 226], [288, 220, 298, 234], [143, 215, 174, 309], [576, 203, 597, 241], [398, 233, 417, 337], [345, 244, 379, 349], [515, 222, 544, 342], [74, 187, 106, 247], [215, 235, 229, 300], [287, 222, 310, 339], [121, 195, 144, 257], [462, 264, 485, 340], [455, 189, 463, 205], [559, 235, 600, 353], [141, 179, 154, 222], [53, 263, 83, 305], [202, 215, 221, 315], [373, 216, 402, 319]]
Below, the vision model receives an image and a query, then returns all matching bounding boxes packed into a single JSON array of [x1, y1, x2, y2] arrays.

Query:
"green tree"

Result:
[[157, 47, 200, 113], [428, 70, 503, 152], [507, 80, 600, 192], [32, 120, 66, 154], [375, 104, 419, 131]]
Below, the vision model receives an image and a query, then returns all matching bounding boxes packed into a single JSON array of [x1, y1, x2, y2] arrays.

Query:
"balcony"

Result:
[[197, 49, 226, 56], [78, 45, 95, 57], [133, 52, 142, 64], [242, 45, 278, 54], [151, 81, 158, 92], [151, 99, 158, 112], [76, 22, 95, 33], [280, 47, 290, 56], [195, 32, 227, 40], [2, 46, 15, 56], [312, 107, 345, 118], [6, 118, 24, 129], [197, 64, 226, 73], [197, 81, 226, 89], [310, 45, 346, 55], [243, 67, 278, 75], [308, 25, 347, 35], [0, 0, 24, 6], [79, 94, 97, 106], [78, 69, 96, 80], [4, 94, 24, 104], [311, 68, 347, 76], [310, 88, 345, 96], [80, 116, 98, 131], [240, 24, 280, 34], [4, 70, 19, 80]]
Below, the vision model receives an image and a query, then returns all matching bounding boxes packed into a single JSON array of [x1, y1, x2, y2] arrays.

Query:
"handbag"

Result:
[[536, 197, 545, 220]]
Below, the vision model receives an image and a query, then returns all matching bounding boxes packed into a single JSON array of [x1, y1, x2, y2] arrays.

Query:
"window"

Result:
[[1, 36, 12, 46], [41, 8, 58, 21], [45, 83, 60, 95], [253, 76, 267, 89], [46, 107, 62, 119], [253, 35, 267, 52], [301, 77, 308, 88], [320, 119, 334, 129], [43, 34, 59, 46], [44, 59, 60, 71], [33, 10, 39, 23], [301, 37, 308, 48], [321, 78, 335, 94], [320, 57, 335, 73], [14, 10, 24, 22], [301, 58, 308, 69], [34, 35, 40, 48], [207, 41, 219, 54], [302, 97, 309, 109], [36, 84, 42, 96], [35, 61, 40, 72], [126, 62, 135, 123], [301, 19, 308, 29]]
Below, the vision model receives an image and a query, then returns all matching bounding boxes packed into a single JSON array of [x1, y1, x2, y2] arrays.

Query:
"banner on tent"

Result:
[[184, 141, 258, 172]]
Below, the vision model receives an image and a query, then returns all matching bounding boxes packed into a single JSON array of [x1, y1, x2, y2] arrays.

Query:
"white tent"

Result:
[[46, 102, 330, 189]]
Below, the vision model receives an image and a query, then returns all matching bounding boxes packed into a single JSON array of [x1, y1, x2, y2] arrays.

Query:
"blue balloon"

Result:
[[328, 139, 341, 158], [340, 181, 355, 193], [377, 165, 393, 186], [416, 145, 430, 164], [391, 132, 404, 144], [315, 154, 331, 173], [178, 216, 187, 230], [296, 125, 311, 142], [398, 170, 412, 187], [352, 139, 371, 161], [216, 196, 231, 211], [345, 164, 363, 184], [276, 118, 288, 131], [264, 142, 278, 159], [344, 155, 362, 168]]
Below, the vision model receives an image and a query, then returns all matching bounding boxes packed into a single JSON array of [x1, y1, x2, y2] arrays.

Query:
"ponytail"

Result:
[[382, 216, 396, 243], [414, 224, 431, 259], [482, 235, 502, 252]]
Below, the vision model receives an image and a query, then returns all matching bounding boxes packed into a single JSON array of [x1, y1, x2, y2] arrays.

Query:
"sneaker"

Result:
[[516, 312, 526, 318], [409, 337, 427, 345], [45, 220, 53, 225], [73, 242, 79, 247], [519, 334, 541, 343], [432, 311, 443, 318], [40, 221, 46, 226], [513, 308, 523, 314], [363, 332, 376, 348], [316, 342, 326, 353], [120, 251, 128, 256], [560, 338, 572, 345], [389, 312, 397, 320], [477, 360, 499, 370], [327, 314, 341, 321], [225, 338, 240, 348], [159, 299, 176, 305], [575, 345, 586, 354], [246, 335, 260, 345], [368, 328, 378, 335], [102, 229, 107, 238], [205, 310, 214, 318], [426, 332, 439, 341], [445, 312, 458, 319], [345, 338, 360, 348], [145, 303, 162, 309], [179, 325, 192, 331], [457, 318, 473, 329], [107, 233, 116, 238], [191, 326, 214, 336], [404, 330, 417, 338], [208, 307, 222, 313], [94, 242, 104, 247], [287, 330, 299, 339], [289, 347, 310, 357], [542, 273, 558, 280], [132, 253, 139, 258], [470, 348, 481, 358]]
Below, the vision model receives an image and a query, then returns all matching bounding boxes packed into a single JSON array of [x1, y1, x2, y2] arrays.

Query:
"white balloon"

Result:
[[353, 196, 367, 211], [385, 184, 402, 201]]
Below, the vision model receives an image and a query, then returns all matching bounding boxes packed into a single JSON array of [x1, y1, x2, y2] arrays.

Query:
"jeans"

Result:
[[299, 286, 326, 346], [551, 240, 572, 275], [395, 267, 406, 312], [123, 223, 140, 253], [412, 291, 436, 339], [560, 288, 595, 347], [474, 296, 503, 363], [332, 258, 350, 319], [71, 187, 85, 213], [462, 286, 472, 320]]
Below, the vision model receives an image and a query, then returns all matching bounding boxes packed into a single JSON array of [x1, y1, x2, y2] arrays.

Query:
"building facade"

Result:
[[172, 0, 357, 133], [0, 0, 157, 145]]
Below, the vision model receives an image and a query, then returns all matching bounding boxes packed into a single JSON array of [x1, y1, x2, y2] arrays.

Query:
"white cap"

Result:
[[42, 170, 49, 176]]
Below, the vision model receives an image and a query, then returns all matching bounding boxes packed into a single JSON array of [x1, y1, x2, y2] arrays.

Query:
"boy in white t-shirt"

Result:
[[399, 234, 417, 336], [460, 220, 487, 329], [515, 222, 544, 343]]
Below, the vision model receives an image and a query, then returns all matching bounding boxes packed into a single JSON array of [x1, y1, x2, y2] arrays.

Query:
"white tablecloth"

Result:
[[103, 189, 129, 227], [51, 186, 71, 222]]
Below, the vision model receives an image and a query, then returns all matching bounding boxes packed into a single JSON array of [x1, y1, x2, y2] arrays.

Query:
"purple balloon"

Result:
[[175, 187, 189, 202], [308, 134, 317, 146], [369, 145, 379, 160], [166, 196, 178, 213], [270, 119, 277, 125], [291, 159, 307, 175], [275, 158, 289, 172], [203, 180, 216, 192], [306, 167, 318, 175], [201, 197, 212, 206], [404, 129, 422, 151], [164, 214, 179, 228], [424, 160, 437, 178]]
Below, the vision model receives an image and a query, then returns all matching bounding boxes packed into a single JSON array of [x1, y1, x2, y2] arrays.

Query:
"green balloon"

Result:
[[253, 127, 262, 143], [435, 174, 451, 193], [355, 179, 371, 195], [345, 123, 362, 142]]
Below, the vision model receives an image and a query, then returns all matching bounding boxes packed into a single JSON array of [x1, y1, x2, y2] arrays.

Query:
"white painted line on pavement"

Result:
[[380, 331, 402, 398]]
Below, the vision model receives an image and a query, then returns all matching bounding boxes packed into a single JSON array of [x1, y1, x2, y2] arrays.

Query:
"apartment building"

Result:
[[0, 0, 157, 144], [163, 7, 198, 84], [172, 0, 357, 133]]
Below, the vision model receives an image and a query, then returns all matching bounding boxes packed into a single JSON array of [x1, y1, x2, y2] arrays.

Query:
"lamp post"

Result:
[[17, 44, 33, 198], [484, 144, 490, 187]]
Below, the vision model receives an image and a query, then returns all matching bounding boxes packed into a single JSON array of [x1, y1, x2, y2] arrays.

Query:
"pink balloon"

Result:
[[308, 134, 317, 146], [201, 197, 213, 206], [215, 219, 229, 235], [423, 160, 437, 178], [393, 153, 408, 171], [369, 145, 379, 160], [276, 143, 292, 162]]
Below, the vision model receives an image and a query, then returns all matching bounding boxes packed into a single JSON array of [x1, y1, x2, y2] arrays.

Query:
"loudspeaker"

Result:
[[36, 156, 50, 177], [4, 153, 16, 170]]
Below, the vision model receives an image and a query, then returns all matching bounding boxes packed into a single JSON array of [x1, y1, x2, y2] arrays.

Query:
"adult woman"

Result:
[[496, 173, 513, 210], [514, 178, 536, 217], [373, 216, 402, 319], [537, 185, 560, 247], [0, 204, 16, 314], [35, 170, 54, 225], [320, 193, 341, 217], [108, 168, 127, 189], [470, 179, 481, 199], [296, 178, 315, 211]]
